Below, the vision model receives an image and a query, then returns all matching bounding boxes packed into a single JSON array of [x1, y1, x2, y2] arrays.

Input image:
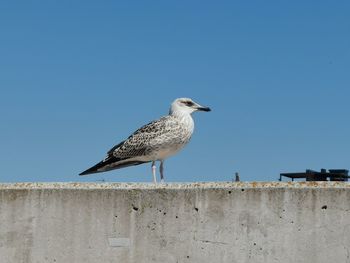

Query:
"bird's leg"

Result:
[[151, 161, 157, 184], [160, 160, 165, 183]]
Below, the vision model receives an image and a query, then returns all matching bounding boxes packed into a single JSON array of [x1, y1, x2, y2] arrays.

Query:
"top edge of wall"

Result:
[[0, 181, 349, 190]]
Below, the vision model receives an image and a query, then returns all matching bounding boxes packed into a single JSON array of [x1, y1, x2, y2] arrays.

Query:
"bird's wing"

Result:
[[79, 116, 176, 176], [110, 116, 171, 158]]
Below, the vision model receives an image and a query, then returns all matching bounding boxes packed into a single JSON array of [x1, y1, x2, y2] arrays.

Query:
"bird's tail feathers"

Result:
[[79, 156, 148, 176]]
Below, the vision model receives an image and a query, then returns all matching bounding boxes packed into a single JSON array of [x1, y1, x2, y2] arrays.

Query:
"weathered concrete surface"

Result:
[[0, 182, 349, 263]]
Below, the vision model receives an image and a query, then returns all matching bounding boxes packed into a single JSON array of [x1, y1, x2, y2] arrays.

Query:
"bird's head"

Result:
[[169, 98, 211, 116]]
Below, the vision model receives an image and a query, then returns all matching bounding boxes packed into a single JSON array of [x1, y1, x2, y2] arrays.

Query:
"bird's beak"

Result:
[[196, 105, 211, 112]]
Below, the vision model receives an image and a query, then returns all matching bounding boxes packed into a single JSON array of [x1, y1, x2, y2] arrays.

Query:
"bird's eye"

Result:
[[184, 101, 194, 106]]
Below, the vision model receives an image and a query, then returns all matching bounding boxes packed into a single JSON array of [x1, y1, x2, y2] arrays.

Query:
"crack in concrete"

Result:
[[197, 239, 229, 245]]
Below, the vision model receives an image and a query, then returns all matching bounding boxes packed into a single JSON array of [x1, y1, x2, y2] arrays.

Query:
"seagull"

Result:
[[79, 98, 211, 183]]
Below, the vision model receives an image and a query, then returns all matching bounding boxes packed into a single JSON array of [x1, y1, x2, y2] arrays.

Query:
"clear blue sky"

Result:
[[1, 1, 349, 183]]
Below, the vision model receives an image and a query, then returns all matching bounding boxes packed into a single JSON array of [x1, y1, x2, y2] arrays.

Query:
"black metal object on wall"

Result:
[[280, 169, 349, 182]]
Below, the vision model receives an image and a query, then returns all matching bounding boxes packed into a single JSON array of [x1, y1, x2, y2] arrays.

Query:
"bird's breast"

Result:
[[140, 115, 194, 161], [151, 122, 193, 160]]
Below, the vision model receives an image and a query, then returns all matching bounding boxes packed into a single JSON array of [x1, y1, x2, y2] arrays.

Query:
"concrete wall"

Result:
[[0, 182, 349, 263]]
